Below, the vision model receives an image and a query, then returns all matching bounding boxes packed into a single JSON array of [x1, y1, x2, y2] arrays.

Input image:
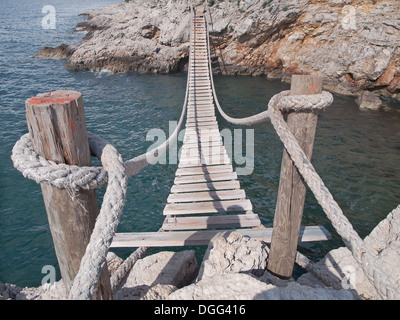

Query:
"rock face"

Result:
[[38, 0, 400, 101], [206, 0, 400, 100], [64, 0, 192, 74]]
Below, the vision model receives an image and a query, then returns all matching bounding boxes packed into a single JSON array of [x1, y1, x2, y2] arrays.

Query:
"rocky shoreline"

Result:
[[1, 204, 399, 300], [35, 0, 400, 110]]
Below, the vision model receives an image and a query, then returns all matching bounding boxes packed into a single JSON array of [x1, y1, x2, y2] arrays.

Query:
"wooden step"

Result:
[[110, 226, 332, 247], [170, 180, 240, 193], [186, 121, 218, 128], [162, 214, 261, 230], [167, 189, 245, 203], [175, 164, 232, 176], [174, 172, 238, 184], [178, 158, 230, 168], [180, 146, 226, 157], [163, 199, 252, 215]]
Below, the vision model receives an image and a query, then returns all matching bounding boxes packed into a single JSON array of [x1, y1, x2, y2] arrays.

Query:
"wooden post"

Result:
[[25, 90, 112, 299], [267, 75, 323, 278]]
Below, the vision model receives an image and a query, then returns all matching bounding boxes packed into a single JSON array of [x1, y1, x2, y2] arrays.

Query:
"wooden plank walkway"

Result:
[[110, 15, 331, 248]]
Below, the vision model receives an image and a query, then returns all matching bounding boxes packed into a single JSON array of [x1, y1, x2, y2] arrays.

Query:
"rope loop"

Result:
[[11, 133, 108, 190], [276, 90, 334, 113]]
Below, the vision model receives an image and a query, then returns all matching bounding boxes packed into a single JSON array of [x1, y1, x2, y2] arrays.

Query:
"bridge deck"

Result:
[[110, 15, 331, 248]]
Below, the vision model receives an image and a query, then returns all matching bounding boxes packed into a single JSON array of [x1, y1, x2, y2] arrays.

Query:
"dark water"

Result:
[[1, 0, 400, 287]]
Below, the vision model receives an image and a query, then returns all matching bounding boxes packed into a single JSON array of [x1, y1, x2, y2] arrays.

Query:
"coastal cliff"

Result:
[[36, 0, 400, 103]]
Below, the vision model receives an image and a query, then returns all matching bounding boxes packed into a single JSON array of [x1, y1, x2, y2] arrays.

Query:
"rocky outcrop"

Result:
[[168, 273, 356, 300], [169, 231, 356, 300], [298, 204, 400, 300], [64, 0, 191, 74], [207, 0, 400, 101], [3, 203, 399, 300], [35, 44, 77, 59], [36, 0, 400, 102]]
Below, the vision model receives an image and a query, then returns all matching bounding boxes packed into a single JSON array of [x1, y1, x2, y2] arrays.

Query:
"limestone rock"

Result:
[[36, 0, 400, 99], [0, 282, 22, 300], [115, 250, 198, 300], [35, 44, 77, 59], [168, 273, 355, 300], [356, 90, 383, 110], [197, 232, 269, 281], [106, 251, 123, 276], [298, 205, 400, 300]]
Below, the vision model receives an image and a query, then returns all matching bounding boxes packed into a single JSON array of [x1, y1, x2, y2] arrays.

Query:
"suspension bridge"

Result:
[[11, 6, 400, 300]]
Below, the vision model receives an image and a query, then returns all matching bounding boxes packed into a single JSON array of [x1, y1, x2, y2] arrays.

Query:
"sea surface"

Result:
[[1, 0, 400, 288]]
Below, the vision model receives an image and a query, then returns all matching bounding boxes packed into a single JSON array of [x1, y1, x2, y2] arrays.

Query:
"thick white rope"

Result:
[[68, 142, 127, 300]]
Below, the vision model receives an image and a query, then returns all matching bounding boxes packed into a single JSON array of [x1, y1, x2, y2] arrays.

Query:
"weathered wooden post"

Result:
[[267, 75, 323, 278], [25, 90, 112, 299]]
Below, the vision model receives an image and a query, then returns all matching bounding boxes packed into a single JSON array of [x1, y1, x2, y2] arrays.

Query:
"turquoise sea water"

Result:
[[1, 0, 399, 287]]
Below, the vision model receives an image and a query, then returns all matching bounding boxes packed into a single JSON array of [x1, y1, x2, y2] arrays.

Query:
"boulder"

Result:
[[197, 232, 269, 281], [356, 90, 383, 110], [115, 250, 198, 300]]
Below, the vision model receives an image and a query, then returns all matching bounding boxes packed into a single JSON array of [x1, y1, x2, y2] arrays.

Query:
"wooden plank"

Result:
[[186, 121, 218, 128], [184, 128, 220, 135], [186, 114, 215, 120], [178, 157, 230, 168], [179, 150, 228, 162], [162, 214, 261, 230], [167, 189, 245, 203], [187, 103, 214, 108], [180, 146, 226, 158], [174, 172, 238, 184], [187, 110, 215, 115], [163, 199, 252, 215], [180, 150, 227, 161], [178, 159, 230, 169], [183, 135, 221, 144], [186, 116, 216, 123], [184, 125, 219, 131], [183, 130, 220, 138], [110, 226, 332, 247], [170, 180, 240, 193], [175, 164, 232, 176]]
